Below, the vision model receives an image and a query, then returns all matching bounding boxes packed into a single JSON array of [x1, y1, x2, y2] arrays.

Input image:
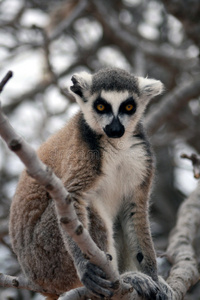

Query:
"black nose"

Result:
[[104, 117, 125, 138]]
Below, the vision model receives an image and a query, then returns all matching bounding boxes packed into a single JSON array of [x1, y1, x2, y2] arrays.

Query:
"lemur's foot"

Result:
[[122, 272, 168, 300], [77, 260, 115, 298]]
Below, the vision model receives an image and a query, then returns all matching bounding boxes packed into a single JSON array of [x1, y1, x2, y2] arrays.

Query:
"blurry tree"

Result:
[[0, 0, 199, 299]]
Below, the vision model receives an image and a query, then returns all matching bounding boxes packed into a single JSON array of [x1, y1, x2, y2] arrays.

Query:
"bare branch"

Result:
[[2, 66, 75, 114], [92, 0, 195, 66], [2, 42, 102, 114], [48, 0, 89, 42], [0, 273, 47, 294], [0, 71, 13, 93], [166, 181, 200, 299], [145, 77, 200, 134], [160, 0, 200, 46], [60, 287, 89, 300]]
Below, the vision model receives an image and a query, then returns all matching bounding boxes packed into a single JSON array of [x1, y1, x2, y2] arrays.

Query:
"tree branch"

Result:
[[145, 77, 200, 134], [2, 39, 103, 114], [160, 0, 200, 47], [48, 0, 89, 42], [92, 0, 196, 67], [0, 273, 46, 295], [0, 71, 13, 93], [166, 181, 200, 299], [2, 64, 76, 114]]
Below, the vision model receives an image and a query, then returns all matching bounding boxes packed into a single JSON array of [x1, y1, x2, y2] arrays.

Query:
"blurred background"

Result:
[[0, 0, 200, 299]]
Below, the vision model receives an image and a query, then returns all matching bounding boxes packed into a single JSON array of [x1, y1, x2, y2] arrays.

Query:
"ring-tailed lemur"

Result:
[[9, 68, 168, 300]]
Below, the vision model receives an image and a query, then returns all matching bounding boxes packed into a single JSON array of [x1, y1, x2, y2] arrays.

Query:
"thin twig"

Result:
[[0, 71, 13, 93], [0, 273, 53, 295]]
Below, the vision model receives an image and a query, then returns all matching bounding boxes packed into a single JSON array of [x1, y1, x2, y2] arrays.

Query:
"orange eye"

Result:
[[97, 104, 105, 111], [126, 104, 133, 111]]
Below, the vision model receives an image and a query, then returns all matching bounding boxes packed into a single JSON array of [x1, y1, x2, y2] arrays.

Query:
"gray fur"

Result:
[[91, 67, 140, 94]]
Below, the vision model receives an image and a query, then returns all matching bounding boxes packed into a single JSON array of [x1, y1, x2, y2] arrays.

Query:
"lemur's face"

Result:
[[70, 68, 164, 139], [92, 90, 137, 138]]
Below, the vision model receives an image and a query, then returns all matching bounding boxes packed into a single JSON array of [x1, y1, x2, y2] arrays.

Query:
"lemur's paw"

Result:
[[78, 261, 115, 298], [158, 276, 174, 299], [122, 272, 168, 300]]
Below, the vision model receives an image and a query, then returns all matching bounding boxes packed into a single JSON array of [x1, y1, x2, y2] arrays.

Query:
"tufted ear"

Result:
[[70, 71, 92, 102], [138, 77, 164, 100]]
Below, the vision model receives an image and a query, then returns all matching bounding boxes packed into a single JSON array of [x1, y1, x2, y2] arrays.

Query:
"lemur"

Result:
[[9, 68, 167, 300]]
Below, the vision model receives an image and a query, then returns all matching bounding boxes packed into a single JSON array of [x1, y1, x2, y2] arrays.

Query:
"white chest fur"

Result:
[[87, 137, 148, 220]]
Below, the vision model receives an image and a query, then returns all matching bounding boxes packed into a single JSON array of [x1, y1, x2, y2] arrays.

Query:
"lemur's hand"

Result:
[[122, 272, 168, 300], [158, 276, 174, 299], [76, 258, 115, 298]]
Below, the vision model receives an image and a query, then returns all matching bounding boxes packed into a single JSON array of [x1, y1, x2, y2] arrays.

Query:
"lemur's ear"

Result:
[[70, 72, 92, 102], [138, 77, 164, 100]]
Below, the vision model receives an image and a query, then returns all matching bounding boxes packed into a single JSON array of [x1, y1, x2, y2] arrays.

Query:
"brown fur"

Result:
[[9, 112, 107, 297]]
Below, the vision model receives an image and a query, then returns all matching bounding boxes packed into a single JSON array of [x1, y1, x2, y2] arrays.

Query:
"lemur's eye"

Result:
[[97, 104, 105, 111], [119, 97, 136, 115], [94, 97, 112, 114], [125, 104, 134, 111]]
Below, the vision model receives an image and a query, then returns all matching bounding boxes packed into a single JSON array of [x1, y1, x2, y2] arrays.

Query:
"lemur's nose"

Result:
[[104, 117, 125, 138]]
